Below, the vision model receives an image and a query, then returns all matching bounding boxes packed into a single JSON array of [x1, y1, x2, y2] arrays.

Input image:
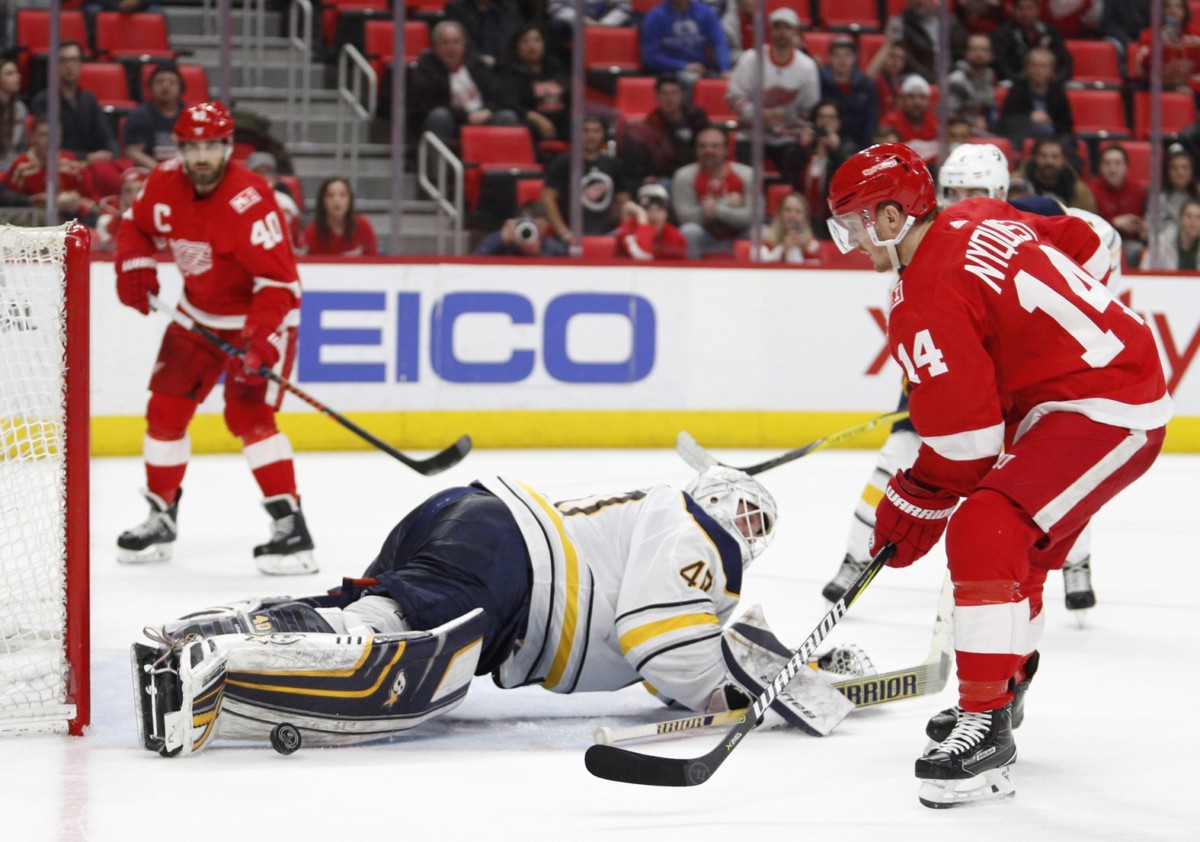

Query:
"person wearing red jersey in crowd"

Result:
[[672, 124, 753, 259], [1, 114, 101, 224], [114, 101, 318, 576], [93, 165, 149, 250], [300, 177, 378, 257], [1089, 144, 1147, 264], [1132, 0, 1200, 94], [614, 182, 688, 260], [827, 143, 1170, 808], [879, 75, 938, 163]]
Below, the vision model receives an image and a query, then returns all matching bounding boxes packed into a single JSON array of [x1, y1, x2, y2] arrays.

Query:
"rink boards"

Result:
[[87, 260, 1200, 454]]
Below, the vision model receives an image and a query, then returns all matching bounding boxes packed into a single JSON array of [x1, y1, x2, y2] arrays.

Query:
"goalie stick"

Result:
[[148, 295, 472, 476], [676, 410, 911, 476], [591, 573, 953, 745], [584, 543, 895, 787]]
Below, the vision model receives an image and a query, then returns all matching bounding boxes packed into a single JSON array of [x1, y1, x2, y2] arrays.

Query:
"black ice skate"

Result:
[[254, 494, 318, 575], [117, 490, 180, 564], [916, 704, 1017, 809], [925, 651, 1040, 744], [1063, 556, 1096, 612], [821, 554, 870, 602]]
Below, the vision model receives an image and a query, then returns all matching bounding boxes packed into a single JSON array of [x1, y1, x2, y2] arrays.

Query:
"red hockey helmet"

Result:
[[826, 142, 935, 254], [173, 101, 235, 143]]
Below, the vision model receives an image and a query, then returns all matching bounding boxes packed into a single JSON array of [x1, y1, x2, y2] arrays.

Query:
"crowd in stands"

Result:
[[6, 1, 1200, 268]]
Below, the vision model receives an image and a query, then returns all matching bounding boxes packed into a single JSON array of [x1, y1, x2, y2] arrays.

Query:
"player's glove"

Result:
[[227, 326, 280, 387], [116, 258, 159, 315], [870, 470, 958, 568]]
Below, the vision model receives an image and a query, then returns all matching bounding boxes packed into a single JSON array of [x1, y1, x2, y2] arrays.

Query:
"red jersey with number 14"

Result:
[[117, 158, 301, 332], [891, 198, 1171, 495]]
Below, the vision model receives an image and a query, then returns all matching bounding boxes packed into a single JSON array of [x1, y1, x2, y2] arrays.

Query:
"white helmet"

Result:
[[685, 466, 778, 567], [937, 142, 1010, 208]]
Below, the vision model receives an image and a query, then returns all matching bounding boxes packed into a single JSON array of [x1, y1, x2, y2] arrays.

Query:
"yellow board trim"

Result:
[[618, 613, 720, 655], [517, 481, 580, 691], [227, 640, 405, 698], [90, 411, 1200, 455]]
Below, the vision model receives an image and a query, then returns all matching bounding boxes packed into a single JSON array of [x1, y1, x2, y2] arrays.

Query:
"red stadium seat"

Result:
[[766, 183, 792, 216], [802, 32, 836, 66], [692, 78, 737, 128], [363, 20, 431, 79], [580, 236, 616, 259], [322, 0, 389, 49], [516, 178, 545, 209], [1065, 89, 1130, 138], [13, 9, 88, 93], [1134, 92, 1197, 140], [95, 12, 176, 61], [584, 27, 641, 74], [459, 126, 543, 211], [139, 63, 210, 101], [614, 76, 658, 123], [858, 33, 886, 70], [409, 0, 449, 22], [78, 62, 136, 112], [1065, 39, 1122, 88], [821, 0, 883, 32]]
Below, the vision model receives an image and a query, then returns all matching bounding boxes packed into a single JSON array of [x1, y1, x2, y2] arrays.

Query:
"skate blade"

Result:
[[256, 549, 319, 576], [117, 544, 174, 564], [918, 766, 1015, 809]]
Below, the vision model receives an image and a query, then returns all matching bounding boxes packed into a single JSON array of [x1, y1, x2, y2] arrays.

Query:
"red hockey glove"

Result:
[[870, 471, 958, 568], [227, 326, 280, 387], [116, 259, 159, 315]]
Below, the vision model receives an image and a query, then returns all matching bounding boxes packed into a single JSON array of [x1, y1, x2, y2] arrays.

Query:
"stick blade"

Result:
[[675, 431, 720, 472], [584, 744, 707, 787], [409, 435, 473, 475]]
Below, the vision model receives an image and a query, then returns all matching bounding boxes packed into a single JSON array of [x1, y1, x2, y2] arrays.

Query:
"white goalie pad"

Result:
[[722, 605, 857, 736]]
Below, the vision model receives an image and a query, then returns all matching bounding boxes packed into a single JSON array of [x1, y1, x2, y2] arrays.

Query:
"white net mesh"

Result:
[[0, 226, 73, 732]]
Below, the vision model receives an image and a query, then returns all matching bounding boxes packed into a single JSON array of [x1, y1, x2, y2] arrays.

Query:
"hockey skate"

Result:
[[254, 494, 318, 575], [117, 489, 180, 563], [916, 703, 1017, 809], [821, 554, 870, 602], [1063, 556, 1096, 612], [925, 651, 1039, 745]]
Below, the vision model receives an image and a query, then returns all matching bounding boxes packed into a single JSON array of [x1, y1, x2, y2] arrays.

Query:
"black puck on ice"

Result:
[[270, 723, 302, 755]]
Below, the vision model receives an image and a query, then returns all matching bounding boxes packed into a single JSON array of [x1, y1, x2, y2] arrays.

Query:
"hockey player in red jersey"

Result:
[[114, 101, 317, 576], [827, 143, 1171, 807]]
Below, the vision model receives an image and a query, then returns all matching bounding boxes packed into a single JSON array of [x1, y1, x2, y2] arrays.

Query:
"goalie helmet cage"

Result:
[[0, 223, 90, 737]]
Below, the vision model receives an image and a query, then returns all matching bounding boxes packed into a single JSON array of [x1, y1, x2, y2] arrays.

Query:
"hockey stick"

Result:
[[676, 410, 911, 476], [147, 295, 472, 476], [584, 543, 895, 786], [592, 573, 953, 745]]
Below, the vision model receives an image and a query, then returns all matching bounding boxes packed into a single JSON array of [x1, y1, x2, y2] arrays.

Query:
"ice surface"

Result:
[[3, 446, 1197, 840]]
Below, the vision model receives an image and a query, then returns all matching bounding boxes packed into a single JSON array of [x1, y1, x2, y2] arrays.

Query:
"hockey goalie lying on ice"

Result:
[[132, 468, 871, 757]]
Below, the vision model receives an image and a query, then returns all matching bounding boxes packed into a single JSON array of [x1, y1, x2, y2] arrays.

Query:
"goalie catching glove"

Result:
[[116, 257, 160, 315], [870, 470, 958, 568]]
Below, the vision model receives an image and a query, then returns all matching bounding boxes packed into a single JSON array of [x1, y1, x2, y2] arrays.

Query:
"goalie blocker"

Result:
[[132, 598, 486, 756]]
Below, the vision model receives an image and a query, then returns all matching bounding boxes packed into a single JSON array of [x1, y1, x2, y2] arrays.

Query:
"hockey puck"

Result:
[[270, 723, 302, 755]]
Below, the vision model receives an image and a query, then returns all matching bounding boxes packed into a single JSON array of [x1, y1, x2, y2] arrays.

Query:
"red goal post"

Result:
[[0, 222, 90, 736]]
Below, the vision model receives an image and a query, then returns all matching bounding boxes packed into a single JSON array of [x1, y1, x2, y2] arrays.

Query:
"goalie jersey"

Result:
[[477, 477, 744, 711]]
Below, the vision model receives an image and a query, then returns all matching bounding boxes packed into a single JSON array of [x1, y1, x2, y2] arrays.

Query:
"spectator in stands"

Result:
[[1, 115, 100, 225], [543, 115, 629, 243], [796, 100, 856, 236], [548, 0, 631, 28], [408, 20, 520, 147], [30, 40, 123, 197], [1158, 143, 1200, 228], [947, 32, 998, 134], [672, 124, 753, 258], [725, 7, 819, 185], [300, 177, 379, 257], [880, 75, 938, 163], [865, 35, 910, 119], [721, 0, 755, 62], [93, 165, 149, 250], [946, 117, 975, 151], [997, 46, 1073, 148], [1132, 0, 1200, 95], [1101, 1, 1151, 55], [614, 182, 688, 260], [955, 0, 1007, 36], [622, 75, 710, 191], [756, 191, 820, 264], [819, 36, 880, 152], [992, 0, 1074, 83], [444, 0, 527, 67], [474, 200, 569, 256], [501, 24, 570, 144], [123, 63, 185, 170], [1089, 144, 1148, 263], [1019, 135, 1097, 213], [885, 0, 967, 84], [0, 58, 28, 173], [641, 0, 731, 85], [246, 151, 302, 246], [1142, 198, 1200, 270]]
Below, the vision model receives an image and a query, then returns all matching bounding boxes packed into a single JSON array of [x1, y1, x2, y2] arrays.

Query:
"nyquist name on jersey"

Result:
[[963, 219, 1038, 292]]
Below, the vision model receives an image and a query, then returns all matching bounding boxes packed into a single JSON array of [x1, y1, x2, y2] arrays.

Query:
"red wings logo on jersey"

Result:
[[230, 187, 262, 215], [170, 239, 214, 277]]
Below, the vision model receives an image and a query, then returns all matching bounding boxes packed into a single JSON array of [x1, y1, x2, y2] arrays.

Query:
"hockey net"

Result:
[[0, 223, 90, 736]]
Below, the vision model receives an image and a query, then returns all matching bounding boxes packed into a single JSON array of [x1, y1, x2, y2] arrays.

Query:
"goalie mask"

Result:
[[686, 467, 777, 567], [938, 142, 1010, 208]]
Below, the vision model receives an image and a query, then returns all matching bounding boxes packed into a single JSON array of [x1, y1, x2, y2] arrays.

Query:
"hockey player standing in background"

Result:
[[826, 143, 1170, 807], [114, 101, 316, 576], [821, 142, 1123, 613]]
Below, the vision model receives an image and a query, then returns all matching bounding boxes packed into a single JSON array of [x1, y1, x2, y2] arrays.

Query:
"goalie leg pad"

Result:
[[131, 636, 229, 757], [722, 605, 856, 736], [162, 598, 337, 641]]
